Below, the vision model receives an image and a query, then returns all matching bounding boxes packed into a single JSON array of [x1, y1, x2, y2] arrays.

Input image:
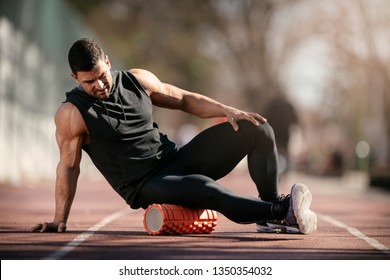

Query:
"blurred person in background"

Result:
[[30, 38, 317, 235], [264, 95, 299, 177]]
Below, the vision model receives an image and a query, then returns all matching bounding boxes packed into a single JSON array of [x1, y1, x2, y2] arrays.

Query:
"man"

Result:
[[30, 38, 317, 234]]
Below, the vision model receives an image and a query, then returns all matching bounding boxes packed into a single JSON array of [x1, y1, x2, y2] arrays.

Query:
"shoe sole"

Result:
[[256, 222, 300, 234], [291, 183, 317, 234], [256, 224, 282, 233]]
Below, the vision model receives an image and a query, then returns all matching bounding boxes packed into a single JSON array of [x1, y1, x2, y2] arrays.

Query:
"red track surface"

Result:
[[1, 171, 389, 260]]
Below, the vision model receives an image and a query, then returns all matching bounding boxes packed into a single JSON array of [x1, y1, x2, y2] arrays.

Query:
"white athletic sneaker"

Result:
[[284, 183, 317, 234], [256, 183, 317, 234]]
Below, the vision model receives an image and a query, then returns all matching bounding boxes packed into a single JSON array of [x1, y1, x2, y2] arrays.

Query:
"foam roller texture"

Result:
[[143, 204, 218, 235]]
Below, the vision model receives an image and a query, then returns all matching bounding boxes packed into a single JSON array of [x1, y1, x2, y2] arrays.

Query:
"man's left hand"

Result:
[[224, 107, 267, 131]]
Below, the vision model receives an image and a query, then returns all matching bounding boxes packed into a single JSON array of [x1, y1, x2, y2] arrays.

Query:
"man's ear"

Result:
[[105, 55, 111, 69], [70, 72, 79, 83]]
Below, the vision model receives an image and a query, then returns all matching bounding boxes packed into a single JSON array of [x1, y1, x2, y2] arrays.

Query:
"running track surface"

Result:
[[1, 170, 389, 260]]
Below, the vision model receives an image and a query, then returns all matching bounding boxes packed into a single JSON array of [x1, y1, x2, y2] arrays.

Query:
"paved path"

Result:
[[1, 170, 389, 260]]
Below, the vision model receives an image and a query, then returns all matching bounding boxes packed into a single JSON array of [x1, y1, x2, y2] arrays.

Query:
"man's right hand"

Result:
[[29, 221, 67, 233]]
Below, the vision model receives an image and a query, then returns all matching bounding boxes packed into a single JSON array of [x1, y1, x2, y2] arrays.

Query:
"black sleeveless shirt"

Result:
[[65, 70, 178, 209]]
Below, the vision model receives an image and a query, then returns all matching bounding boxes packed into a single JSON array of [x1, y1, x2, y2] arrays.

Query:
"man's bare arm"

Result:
[[30, 103, 87, 232], [130, 68, 266, 131]]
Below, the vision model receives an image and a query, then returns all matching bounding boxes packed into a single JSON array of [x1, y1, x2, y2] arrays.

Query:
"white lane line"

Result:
[[318, 213, 390, 255], [44, 208, 131, 260]]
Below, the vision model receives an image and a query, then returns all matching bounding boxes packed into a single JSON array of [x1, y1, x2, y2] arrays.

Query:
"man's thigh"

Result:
[[168, 121, 259, 179], [137, 173, 230, 209]]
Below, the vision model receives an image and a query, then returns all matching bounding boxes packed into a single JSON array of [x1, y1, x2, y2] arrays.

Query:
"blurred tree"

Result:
[[66, 0, 390, 179], [275, 0, 390, 178], [65, 0, 291, 113], [199, 0, 282, 112], [67, 0, 216, 93], [328, 0, 390, 180]]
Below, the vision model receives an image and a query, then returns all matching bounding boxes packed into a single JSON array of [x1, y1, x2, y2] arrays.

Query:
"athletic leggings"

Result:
[[137, 120, 279, 224]]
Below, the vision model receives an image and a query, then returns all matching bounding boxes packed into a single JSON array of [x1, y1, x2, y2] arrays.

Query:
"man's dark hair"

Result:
[[68, 38, 105, 74]]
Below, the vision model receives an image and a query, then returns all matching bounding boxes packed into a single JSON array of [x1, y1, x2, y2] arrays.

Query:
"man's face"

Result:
[[71, 56, 113, 99]]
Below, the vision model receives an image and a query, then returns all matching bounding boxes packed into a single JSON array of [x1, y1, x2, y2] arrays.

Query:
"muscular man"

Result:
[[30, 38, 317, 234]]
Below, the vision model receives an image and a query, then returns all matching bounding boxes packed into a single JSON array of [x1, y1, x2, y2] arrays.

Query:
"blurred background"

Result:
[[1, 0, 389, 190]]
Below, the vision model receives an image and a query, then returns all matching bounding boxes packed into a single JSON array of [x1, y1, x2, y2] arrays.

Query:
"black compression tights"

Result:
[[137, 120, 280, 224]]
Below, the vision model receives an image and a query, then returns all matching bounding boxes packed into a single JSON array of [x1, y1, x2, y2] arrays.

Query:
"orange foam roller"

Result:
[[143, 204, 218, 235]]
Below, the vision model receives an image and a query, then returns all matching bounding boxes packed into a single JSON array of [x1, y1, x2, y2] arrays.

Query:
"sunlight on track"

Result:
[[44, 208, 131, 260], [318, 213, 390, 255]]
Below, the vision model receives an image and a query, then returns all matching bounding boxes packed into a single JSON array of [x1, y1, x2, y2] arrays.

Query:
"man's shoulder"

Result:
[[55, 102, 77, 116], [55, 102, 78, 125], [55, 102, 87, 134]]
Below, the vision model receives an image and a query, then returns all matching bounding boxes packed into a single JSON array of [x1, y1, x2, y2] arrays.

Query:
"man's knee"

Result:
[[239, 120, 276, 144], [259, 122, 276, 142]]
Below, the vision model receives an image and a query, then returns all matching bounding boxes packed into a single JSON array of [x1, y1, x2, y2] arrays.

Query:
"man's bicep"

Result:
[[129, 69, 180, 108]]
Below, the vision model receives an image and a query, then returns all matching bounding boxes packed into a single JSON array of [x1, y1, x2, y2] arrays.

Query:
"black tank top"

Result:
[[65, 70, 178, 208]]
